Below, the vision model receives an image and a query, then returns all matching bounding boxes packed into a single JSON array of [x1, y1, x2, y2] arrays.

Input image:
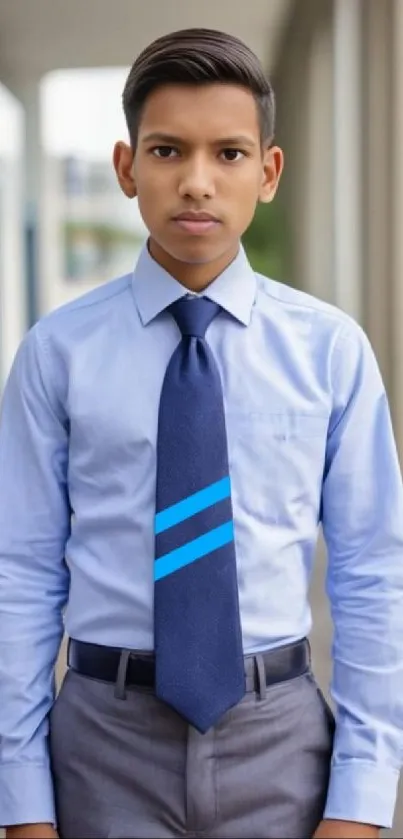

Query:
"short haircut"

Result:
[[123, 28, 276, 147]]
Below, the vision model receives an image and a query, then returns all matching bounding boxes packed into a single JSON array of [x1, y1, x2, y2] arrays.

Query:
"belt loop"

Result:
[[255, 654, 267, 700], [306, 638, 312, 670], [66, 637, 72, 667], [114, 649, 131, 700]]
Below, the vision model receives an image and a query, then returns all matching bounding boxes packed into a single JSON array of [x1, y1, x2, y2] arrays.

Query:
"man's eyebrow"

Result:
[[141, 132, 257, 148], [141, 133, 184, 145], [214, 136, 257, 148]]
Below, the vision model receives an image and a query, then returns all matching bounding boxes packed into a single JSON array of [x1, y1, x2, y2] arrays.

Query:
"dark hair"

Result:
[[122, 28, 276, 148]]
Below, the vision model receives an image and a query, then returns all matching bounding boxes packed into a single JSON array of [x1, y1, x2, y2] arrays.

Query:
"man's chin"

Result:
[[148, 235, 240, 274], [162, 241, 234, 267]]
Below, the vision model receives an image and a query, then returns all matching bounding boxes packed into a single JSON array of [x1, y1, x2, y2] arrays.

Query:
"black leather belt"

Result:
[[67, 637, 310, 693]]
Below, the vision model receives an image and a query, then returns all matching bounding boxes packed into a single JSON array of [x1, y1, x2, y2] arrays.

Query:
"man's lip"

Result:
[[173, 212, 220, 222]]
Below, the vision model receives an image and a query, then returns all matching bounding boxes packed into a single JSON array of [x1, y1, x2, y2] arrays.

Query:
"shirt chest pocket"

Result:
[[226, 413, 329, 523]]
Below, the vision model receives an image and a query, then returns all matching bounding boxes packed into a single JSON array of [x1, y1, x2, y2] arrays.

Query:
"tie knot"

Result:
[[168, 297, 221, 338]]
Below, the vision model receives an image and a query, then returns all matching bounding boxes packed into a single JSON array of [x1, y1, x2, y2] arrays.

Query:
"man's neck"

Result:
[[148, 238, 240, 293]]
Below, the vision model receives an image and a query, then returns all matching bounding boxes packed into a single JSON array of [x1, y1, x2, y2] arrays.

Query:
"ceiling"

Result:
[[0, 0, 292, 93]]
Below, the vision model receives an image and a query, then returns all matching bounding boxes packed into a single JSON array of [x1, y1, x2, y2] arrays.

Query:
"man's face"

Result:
[[114, 83, 283, 272]]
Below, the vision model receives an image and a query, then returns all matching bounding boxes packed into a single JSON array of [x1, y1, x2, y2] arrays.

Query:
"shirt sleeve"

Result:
[[0, 323, 70, 827], [321, 320, 403, 829]]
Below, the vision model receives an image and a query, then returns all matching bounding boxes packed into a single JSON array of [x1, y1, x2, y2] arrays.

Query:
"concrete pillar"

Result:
[[304, 19, 334, 303], [332, 0, 364, 321], [0, 84, 26, 385], [273, 10, 312, 293], [13, 78, 44, 326], [362, 0, 393, 392], [274, 0, 334, 303], [390, 0, 403, 455]]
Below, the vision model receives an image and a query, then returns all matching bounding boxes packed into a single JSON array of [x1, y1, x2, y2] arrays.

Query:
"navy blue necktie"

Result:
[[154, 297, 245, 733]]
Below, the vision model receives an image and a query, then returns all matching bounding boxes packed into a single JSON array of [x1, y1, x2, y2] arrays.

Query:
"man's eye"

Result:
[[221, 149, 245, 162], [151, 146, 178, 158]]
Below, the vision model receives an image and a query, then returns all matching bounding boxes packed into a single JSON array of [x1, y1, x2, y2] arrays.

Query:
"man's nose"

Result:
[[178, 157, 216, 200]]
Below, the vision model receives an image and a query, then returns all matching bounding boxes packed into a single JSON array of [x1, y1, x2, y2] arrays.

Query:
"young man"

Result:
[[1, 26, 402, 839]]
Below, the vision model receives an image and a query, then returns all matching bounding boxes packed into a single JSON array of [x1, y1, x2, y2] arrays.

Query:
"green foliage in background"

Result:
[[242, 201, 288, 282]]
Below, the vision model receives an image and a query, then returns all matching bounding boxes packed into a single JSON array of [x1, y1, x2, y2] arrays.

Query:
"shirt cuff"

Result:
[[0, 763, 56, 827], [324, 761, 399, 829]]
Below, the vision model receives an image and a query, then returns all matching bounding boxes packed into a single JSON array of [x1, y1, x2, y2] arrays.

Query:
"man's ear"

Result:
[[113, 141, 137, 198], [259, 145, 284, 204]]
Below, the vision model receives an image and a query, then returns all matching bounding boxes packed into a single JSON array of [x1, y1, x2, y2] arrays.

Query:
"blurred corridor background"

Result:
[[1, 0, 403, 834], [2, 0, 403, 430]]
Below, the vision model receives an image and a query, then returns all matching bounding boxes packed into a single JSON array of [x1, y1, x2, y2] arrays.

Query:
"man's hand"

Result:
[[5, 824, 58, 839], [313, 820, 379, 839]]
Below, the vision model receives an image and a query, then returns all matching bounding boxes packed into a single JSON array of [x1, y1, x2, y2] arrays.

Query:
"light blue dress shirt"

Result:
[[1, 243, 403, 829]]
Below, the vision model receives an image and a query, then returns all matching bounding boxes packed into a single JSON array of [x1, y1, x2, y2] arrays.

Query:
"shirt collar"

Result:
[[132, 240, 256, 327]]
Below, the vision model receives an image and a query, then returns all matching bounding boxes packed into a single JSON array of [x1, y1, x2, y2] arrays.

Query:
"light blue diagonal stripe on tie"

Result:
[[155, 476, 231, 535], [154, 520, 234, 581]]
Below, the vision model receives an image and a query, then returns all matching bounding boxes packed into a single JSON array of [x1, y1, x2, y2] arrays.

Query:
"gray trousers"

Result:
[[50, 659, 334, 839]]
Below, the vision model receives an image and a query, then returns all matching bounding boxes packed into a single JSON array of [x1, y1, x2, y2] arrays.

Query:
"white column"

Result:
[[364, 0, 392, 390], [13, 78, 46, 325], [0, 84, 26, 385], [332, 0, 363, 321], [390, 0, 403, 455], [305, 20, 334, 303]]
